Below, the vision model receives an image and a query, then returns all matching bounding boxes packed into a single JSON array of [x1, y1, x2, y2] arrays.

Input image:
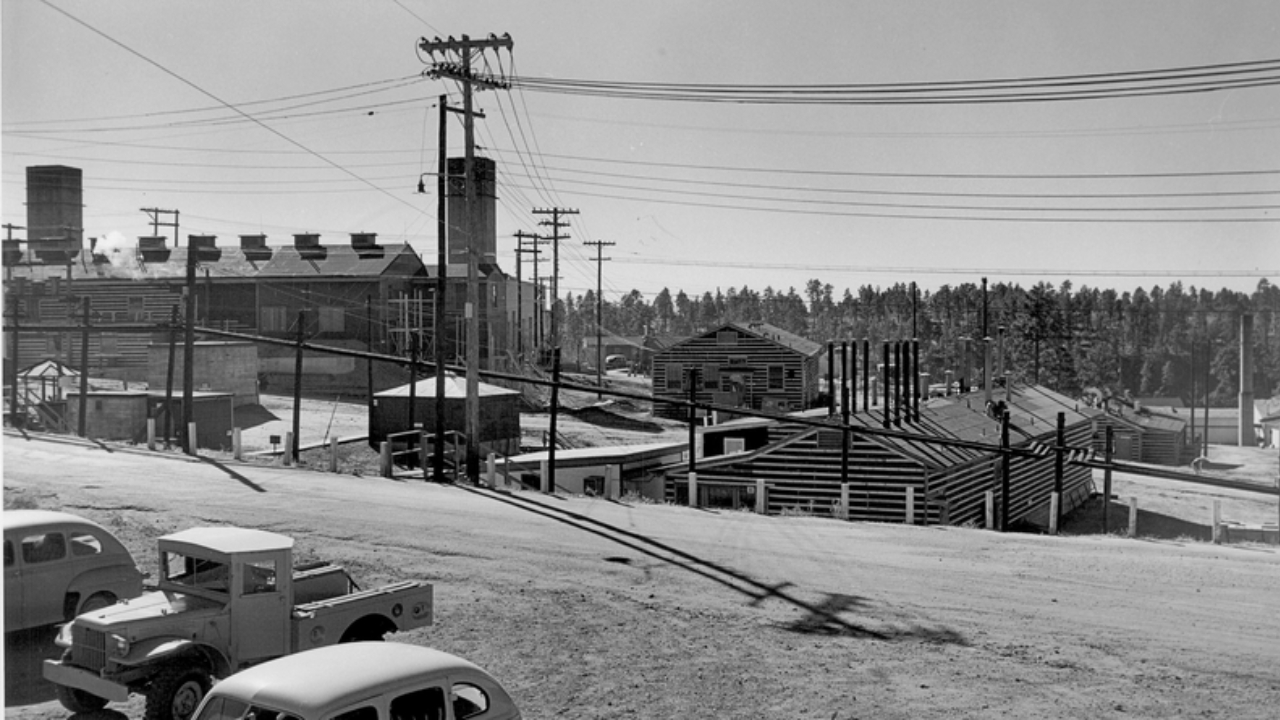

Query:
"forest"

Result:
[[557, 278, 1280, 408]]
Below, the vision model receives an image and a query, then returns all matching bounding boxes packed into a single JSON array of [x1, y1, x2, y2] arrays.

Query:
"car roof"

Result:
[[3, 509, 106, 533], [159, 527, 293, 555], [207, 643, 508, 716]]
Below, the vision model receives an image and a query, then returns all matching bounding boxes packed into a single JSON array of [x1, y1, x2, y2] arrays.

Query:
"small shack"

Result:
[[65, 391, 150, 443], [369, 375, 521, 458], [503, 441, 685, 499], [147, 391, 236, 450]]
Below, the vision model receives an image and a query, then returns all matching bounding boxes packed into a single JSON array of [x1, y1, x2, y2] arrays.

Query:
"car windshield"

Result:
[[163, 551, 230, 595]]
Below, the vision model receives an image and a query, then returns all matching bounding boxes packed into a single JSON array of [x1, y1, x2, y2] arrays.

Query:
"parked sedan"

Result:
[[193, 642, 522, 720], [3, 509, 144, 631]]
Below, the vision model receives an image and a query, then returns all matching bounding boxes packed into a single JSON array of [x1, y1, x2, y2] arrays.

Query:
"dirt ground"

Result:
[[4, 428, 1279, 720]]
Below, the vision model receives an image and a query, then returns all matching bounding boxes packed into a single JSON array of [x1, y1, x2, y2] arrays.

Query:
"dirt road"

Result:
[[4, 432, 1279, 719]]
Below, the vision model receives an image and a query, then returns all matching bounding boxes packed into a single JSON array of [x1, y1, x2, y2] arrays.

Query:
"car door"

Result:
[[4, 536, 23, 629], [18, 528, 69, 627], [230, 555, 289, 663]]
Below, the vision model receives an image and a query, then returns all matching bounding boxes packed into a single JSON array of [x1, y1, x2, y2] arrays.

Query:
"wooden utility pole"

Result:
[[532, 207, 578, 351], [513, 230, 546, 360], [78, 297, 90, 438], [419, 33, 513, 481], [182, 239, 196, 454], [583, 239, 615, 395], [141, 208, 179, 246]]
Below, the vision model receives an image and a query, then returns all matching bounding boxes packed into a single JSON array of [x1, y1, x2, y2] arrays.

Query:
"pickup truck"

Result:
[[44, 526, 434, 720]]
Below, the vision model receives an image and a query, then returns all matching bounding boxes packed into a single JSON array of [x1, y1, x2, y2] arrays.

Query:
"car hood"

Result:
[[75, 589, 225, 631]]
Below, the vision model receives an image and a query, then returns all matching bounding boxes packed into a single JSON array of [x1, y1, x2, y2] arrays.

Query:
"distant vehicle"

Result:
[[3, 509, 144, 632], [193, 642, 522, 720], [604, 354, 629, 370], [44, 526, 434, 720]]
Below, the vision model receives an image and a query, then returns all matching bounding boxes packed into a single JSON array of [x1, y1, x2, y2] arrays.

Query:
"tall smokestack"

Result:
[[983, 336, 993, 407], [945, 369, 953, 396], [882, 343, 890, 428], [997, 325, 1006, 378], [1240, 313, 1255, 447], [960, 337, 971, 393]]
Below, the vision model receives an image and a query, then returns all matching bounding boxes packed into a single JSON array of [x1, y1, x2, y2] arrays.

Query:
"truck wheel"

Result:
[[53, 651, 110, 713], [339, 615, 396, 643], [145, 663, 211, 720]]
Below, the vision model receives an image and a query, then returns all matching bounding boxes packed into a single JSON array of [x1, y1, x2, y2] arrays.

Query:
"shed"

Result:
[[502, 441, 685, 499], [65, 391, 150, 443], [652, 322, 823, 420], [147, 391, 236, 450], [369, 375, 521, 458]]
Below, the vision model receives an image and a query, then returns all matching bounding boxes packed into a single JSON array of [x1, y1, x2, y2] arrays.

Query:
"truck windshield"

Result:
[[163, 551, 230, 595]]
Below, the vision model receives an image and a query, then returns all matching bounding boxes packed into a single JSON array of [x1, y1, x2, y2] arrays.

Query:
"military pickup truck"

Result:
[[44, 526, 434, 720]]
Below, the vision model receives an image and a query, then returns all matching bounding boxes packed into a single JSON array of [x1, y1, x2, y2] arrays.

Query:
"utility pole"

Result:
[[419, 32, 513, 481], [182, 236, 196, 455], [584, 239, 615, 395], [141, 208, 179, 246], [513, 230, 546, 360], [532, 207, 578, 352]]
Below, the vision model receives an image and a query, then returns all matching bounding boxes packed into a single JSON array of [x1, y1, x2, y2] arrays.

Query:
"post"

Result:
[[881, 342, 890, 429], [282, 431, 293, 466], [380, 441, 392, 478], [1001, 410, 1011, 531], [435, 94, 448, 484], [1128, 496, 1138, 537], [329, 435, 340, 473], [1103, 425, 1113, 534], [78, 297, 90, 438], [605, 464, 619, 500], [5, 290, 17, 429], [912, 338, 921, 422], [540, 459, 551, 493], [755, 478, 766, 514], [827, 342, 836, 415], [688, 471, 699, 509], [292, 310, 305, 461], [183, 238, 196, 454], [839, 483, 850, 521], [147, 418, 156, 451], [548, 347, 561, 493], [687, 366, 700, 477], [165, 305, 177, 448], [233, 427, 243, 461], [408, 335, 418, 442], [906, 486, 916, 525], [1203, 338, 1211, 458], [893, 340, 902, 428], [862, 338, 870, 413], [840, 340, 851, 493], [1210, 499, 1223, 543], [985, 490, 995, 530], [366, 296, 375, 417], [1048, 493, 1060, 535], [486, 452, 496, 488], [1054, 412, 1066, 530]]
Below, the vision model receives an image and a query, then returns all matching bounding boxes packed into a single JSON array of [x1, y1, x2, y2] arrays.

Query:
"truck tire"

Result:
[[338, 615, 396, 643], [79, 591, 118, 615], [53, 652, 109, 713], [145, 662, 212, 720]]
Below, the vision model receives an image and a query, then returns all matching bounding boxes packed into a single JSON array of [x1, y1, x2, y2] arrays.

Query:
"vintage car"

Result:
[[192, 642, 521, 720], [3, 509, 144, 631]]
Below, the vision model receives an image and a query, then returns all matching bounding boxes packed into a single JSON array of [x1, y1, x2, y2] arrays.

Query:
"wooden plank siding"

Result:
[[653, 323, 821, 420]]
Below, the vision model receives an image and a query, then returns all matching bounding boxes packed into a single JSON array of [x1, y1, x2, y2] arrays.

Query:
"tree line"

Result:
[[557, 278, 1280, 407]]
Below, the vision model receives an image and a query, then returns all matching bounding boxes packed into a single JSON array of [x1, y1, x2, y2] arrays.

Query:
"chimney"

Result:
[[138, 235, 170, 263], [1240, 313, 1255, 446], [983, 336, 993, 406], [997, 325, 1006, 378], [189, 234, 221, 262], [960, 337, 971, 393], [88, 237, 109, 264], [944, 369, 953, 396], [350, 232, 384, 257], [293, 233, 326, 260], [239, 234, 272, 261]]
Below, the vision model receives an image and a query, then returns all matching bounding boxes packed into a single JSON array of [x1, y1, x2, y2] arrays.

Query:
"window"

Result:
[[243, 559, 278, 595], [767, 365, 784, 390], [666, 364, 683, 391], [724, 438, 746, 455], [194, 697, 249, 720], [390, 686, 447, 720], [318, 306, 345, 333], [331, 707, 378, 720], [450, 683, 490, 720], [260, 306, 287, 333], [22, 532, 66, 564], [702, 364, 719, 389], [69, 531, 103, 556], [163, 552, 230, 595]]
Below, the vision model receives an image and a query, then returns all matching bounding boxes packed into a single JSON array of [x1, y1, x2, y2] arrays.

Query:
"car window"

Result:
[[330, 706, 377, 720], [4, 540, 13, 567], [390, 686, 447, 720], [195, 696, 249, 720], [246, 706, 304, 720], [70, 531, 104, 556], [22, 532, 67, 564], [164, 551, 230, 595], [450, 683, 489, 720], [243, 559, 278, 596]]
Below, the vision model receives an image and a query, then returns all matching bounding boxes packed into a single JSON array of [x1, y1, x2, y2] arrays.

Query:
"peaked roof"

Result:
[[374, 375, 520, 398], [665, 322, 822, 357]]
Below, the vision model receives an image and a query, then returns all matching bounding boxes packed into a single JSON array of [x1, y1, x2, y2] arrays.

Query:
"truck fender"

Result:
[[118, 638, 232, 679], [339, 614, 398, 643], [64, 567, 143, 615]]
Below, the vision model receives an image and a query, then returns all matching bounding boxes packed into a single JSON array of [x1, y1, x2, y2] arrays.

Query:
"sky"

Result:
[[4, 0, 1279, 306]]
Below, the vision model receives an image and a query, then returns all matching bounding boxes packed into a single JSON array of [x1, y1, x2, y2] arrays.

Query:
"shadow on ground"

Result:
[[1062, 494, 1211, 541], [231, 404, 280, 430]]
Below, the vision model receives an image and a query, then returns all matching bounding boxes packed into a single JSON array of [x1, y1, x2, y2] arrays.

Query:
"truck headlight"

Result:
[[54, 623, 74, 648], [110, 634, 131, 657]]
